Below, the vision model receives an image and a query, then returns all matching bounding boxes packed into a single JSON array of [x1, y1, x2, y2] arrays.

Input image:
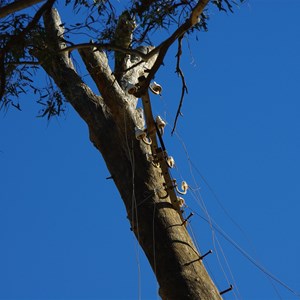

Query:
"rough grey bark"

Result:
[[34, 7, 222, 300]]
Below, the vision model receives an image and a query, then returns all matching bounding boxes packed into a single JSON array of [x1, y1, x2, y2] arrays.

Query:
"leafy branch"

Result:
[[0, 0, 55, 101]]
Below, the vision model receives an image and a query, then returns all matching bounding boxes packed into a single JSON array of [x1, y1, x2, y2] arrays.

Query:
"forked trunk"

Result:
[[34, 7, 222, 300]]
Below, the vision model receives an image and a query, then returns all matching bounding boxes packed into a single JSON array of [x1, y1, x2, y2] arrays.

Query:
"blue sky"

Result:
[[1, 0, 300, 299]]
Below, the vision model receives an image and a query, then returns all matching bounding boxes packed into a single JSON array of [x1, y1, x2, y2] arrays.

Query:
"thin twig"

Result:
[[5, 61, 40, 66], [172, 35, 188, 135]]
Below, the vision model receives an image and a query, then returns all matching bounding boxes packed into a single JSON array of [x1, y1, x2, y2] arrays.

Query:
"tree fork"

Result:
[[35, 6, 222, 300]]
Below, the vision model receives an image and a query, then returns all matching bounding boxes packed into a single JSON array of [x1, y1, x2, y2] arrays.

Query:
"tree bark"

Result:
[[34, 7, 222, 300]]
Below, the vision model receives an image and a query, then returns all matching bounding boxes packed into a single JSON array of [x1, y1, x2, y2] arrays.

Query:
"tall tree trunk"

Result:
[[33, 7, 222, 300]]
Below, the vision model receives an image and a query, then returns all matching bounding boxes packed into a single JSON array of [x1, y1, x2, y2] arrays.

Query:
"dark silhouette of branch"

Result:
[[0, 0, 45, 19], [172, 35, 188, 135], [135, 0, 210, 97], [5, 60, 40, 66]]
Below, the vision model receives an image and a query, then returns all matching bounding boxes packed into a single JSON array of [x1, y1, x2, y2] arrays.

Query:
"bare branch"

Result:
[[135, 0, 210, 96], [61, 0, 210, 83], [34, 8, 104, 124], [172, 35, 188, 135], [0, 0, 45, 19], [61, 42, 150, 61]]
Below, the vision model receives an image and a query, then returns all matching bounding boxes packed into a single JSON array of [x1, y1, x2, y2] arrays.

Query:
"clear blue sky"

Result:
[[1, 1, 300, 299]]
